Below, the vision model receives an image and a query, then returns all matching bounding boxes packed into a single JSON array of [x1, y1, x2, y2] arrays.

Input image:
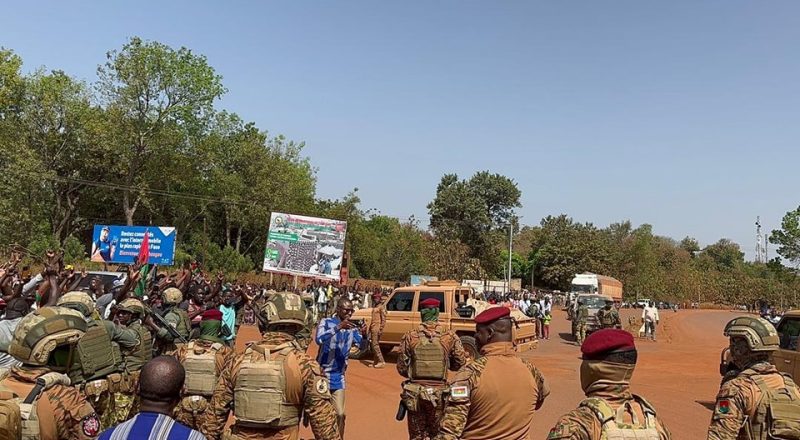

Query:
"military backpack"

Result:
[[746, 373, 800, 440]]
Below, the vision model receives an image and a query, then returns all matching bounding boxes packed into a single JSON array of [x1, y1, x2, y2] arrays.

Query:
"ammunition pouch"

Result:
[[106, 372, 138, 394], [82, 379, 109, 399], [179, 395, 210, 415], [401, 381, 447, 412]]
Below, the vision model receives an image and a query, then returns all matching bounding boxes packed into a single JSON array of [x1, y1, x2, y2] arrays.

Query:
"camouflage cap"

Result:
[[260, 292, 309, 330], [9, 306, 87, 366], [56, 291, 95, 317], [117, 298, 146, 316], [724, 316, 779, 352], [163, 287, 183, 305]]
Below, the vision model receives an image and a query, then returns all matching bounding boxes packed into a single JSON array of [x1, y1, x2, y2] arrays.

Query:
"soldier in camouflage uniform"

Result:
[[112, 297, 154, 423], [201, 292, 339, 440], [369, 292, 387, 369], [707, 316, 800, 440], [575, 301, 589, 345], [595, 299, 621, 330], [2, 306, 101, 439], [397, 298, 468, 440], [56, 291, 139, 428], [434, 307, 549, 440], [150, 287, 191, 354], [171, 308, 234, 431], [546, 329, 671, 440]]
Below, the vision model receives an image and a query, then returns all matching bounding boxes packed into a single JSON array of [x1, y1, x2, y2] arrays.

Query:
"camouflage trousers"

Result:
[[406, 399, 444, 440], [370, 329, 384, 364], [173, 395, 211, 431], [575, 323, 587, 344]]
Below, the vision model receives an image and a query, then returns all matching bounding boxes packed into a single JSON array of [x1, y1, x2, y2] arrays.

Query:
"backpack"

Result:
[[580, 395, 661, 440], [747, 373, 800, 440]]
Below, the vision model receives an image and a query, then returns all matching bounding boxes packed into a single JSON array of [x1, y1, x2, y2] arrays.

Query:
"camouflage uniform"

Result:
[[596, 306, 621, 329], [546, 385, 671, 439], [369, 300, 387, 366], [112, 299, 154, 425], [575, 304, 589, 344], [172, 338, 234, 430], [434, 342, 549, 440], [201, 332, 339, 440], [396, 322, 469, 440], [2, 306, 101, 439]]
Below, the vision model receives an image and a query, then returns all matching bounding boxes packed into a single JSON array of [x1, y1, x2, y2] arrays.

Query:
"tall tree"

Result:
[[770, 206, 800, 267], [97, 37, 225, 225]]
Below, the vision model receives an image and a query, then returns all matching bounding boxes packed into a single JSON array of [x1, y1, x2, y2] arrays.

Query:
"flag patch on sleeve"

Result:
[[451, 385, 469, 399], [716, 399, 730, 414]]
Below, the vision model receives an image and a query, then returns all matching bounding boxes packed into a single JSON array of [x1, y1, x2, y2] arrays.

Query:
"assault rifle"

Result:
[[146, 306, 188, 344]]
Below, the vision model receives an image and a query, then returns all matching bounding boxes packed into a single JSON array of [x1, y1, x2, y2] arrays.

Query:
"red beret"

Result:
[[420, 298, 440, 309], [581, 329, 636, 360], [474, 306, 510, 324], [202, 309, 223, 321]]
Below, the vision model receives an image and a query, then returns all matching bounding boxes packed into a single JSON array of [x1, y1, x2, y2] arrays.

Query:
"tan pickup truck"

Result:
[[719, 311, 800, 382], [349, 280, 538, 359]]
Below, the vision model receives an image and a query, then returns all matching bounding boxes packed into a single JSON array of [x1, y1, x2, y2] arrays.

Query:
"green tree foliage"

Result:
[[428, 171, 521, 276], [770, 206, 800, 267]]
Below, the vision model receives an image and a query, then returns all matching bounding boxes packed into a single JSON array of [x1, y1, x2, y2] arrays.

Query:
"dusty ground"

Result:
[[236, 308, 739, 439]]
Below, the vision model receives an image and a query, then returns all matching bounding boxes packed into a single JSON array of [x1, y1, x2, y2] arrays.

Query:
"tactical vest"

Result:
[[68, 321, 122, 384], [123, 322, 153, 372], [0, 372, 69, 440], [580, 395, 661, 440], [599, 309, 616, 327], [184, 341, 223, 397], [746, 373, 800, 440], [233, 343, 301, 429], [169, 309, 191, 339], [410, 332, 447, 381]]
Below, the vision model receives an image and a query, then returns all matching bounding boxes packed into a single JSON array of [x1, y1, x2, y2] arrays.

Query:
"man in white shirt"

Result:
[[641, 301, 660, 341]]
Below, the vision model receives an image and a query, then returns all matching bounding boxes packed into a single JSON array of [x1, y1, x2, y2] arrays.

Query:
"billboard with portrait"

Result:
[[90, 225, 177, 265], [262, 212, 347, 281]]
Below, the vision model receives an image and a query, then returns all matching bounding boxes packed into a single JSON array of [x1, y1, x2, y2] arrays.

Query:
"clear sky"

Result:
[[3, 1, 799, 257]]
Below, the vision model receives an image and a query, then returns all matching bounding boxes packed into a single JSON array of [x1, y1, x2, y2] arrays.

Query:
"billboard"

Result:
[[410, 275, 438, 286], [262, 212, 347, 281], [90, 225, 177, 265]]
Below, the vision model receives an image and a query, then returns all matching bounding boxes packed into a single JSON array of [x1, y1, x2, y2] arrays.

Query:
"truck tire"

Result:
[[460, 335, 479, 360]]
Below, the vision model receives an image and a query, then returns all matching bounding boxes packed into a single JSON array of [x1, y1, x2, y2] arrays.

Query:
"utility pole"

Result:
[[507, 222, 513, 292]]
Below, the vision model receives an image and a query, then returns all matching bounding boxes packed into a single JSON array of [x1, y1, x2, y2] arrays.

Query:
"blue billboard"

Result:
[[90, 225, 177, 265]]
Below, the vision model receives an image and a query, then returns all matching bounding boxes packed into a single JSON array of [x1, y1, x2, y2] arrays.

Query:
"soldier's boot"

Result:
[[373, 362, 385, 369]]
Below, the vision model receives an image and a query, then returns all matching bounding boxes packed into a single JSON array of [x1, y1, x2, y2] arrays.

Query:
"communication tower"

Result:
[[755, 217, 765, 263]]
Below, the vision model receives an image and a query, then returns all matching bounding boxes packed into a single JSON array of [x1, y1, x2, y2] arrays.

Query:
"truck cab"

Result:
[[772, 311, 800, 381], [350, 280, 537, 360]]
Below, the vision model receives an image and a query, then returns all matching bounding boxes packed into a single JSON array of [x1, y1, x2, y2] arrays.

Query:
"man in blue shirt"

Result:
[[316, 298, 364, 438], [91, 226, 117, 262], [98, 356, 206, 440]]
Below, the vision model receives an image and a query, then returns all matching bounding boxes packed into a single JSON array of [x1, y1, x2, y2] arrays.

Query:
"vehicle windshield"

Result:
[[570, 284, 594, 293], [579, 296, 607, 309]]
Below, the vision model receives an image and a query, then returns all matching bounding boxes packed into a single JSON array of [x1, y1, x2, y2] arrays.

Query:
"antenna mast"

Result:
[[755, 216, 765, 263]]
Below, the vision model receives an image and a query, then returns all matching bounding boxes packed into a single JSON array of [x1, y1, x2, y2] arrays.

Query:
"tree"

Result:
[[680, 236, 700, 256], [428, 171, 521, 275], [770, 206, 800, 267], [97, 37, 226, 225], [702, 239, 744, 271]]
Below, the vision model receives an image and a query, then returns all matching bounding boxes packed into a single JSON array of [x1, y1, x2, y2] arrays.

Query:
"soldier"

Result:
[[2, 306, 101, 439], [596, 299, 621, 330], [171, 309, 234, 431], [546, 329, 672, 440], [369, 291, 387, 369], [397, 298, 468, 440], [56, 291, 138, 427], [707, 316, 800, 440], [149, 287, 191, 354], [575, 301, 589, 345], [201, 292, 339, 440], [434, 307, 549, 440], [112, 297, 154, 422]]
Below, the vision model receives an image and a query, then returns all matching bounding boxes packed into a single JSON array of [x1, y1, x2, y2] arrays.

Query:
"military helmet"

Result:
[[163, 287, 183, 305], [117, 298, 146, 316], [8, 306, 87, 366], [57, 291, 95, 317], [724, 316, 779, 352], [259, 292, 309, 330]]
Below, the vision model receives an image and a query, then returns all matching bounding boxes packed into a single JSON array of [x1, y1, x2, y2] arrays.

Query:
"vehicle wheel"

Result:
[[460, 335, 479, 360]]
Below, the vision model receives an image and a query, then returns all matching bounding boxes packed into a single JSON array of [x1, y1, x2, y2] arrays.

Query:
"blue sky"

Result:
[[3, 1, 799, 257]]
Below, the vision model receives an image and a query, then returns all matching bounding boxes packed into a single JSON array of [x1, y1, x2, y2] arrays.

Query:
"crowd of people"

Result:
[[0, 250, 798, 439]]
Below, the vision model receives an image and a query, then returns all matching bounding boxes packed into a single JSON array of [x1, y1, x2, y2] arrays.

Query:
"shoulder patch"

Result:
[[716, 399, 731, 415], [81, 413, 100, 437], [547, 422, 570, 439], [315, 378, 329, 395], [450, 385, 469, 399]]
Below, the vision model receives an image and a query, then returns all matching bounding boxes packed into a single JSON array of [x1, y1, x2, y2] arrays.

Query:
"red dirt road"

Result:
[[237, 308, 739, 439]]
